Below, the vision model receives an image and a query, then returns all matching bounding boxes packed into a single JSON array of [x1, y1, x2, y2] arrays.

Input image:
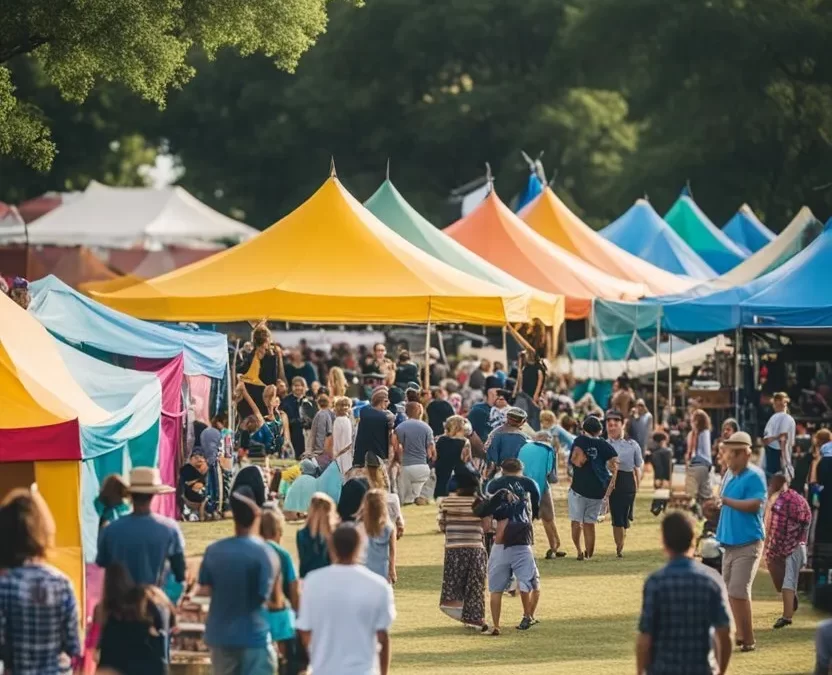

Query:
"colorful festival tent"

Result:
[[364, 179, 562, 324], [91, 177, 564, 329], [664, 192, 749, 274], [722, 205, 775, 254], [599, 199, 717, 280], [30, 275, 228, 379], [0, 292, 164, 617], [444, 190, 647, 320], [519, 187, 698, 294], [594, 217, 832, 336], [4, 180, 258, 248], [514, 172, 545, 213]]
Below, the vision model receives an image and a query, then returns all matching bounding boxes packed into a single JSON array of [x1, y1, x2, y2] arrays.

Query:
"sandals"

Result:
[[740, 642, 757, 652], [489, 627, 502, 636]]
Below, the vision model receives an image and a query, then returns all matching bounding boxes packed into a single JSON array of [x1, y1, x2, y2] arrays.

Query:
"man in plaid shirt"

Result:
[[637, 512, 733, 675], [765, 472, 812, 629]]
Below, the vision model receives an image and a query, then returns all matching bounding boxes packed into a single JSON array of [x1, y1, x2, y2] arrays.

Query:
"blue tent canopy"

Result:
[[723, 204, 775, 254], [29, 275, 228, 378], [599, 199, 717, 279], [595, 218, 832, 335]]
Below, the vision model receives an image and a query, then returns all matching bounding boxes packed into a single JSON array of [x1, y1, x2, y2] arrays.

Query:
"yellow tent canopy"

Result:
[[0, 292, 112, 620], [92, 177, 564, 329], [520, 187, 697, 295]]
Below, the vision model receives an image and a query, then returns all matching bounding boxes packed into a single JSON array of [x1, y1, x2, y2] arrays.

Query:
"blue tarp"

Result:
[[595, 219, 832, 335], [599, 199, 717, 279], [514, 172, 544, 213], [30, 275, 228, 378], [723, 205, 775, 254]]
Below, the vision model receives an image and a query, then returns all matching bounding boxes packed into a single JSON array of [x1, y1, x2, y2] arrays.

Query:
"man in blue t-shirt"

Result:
[[97, 467, 186, 588], [519, 432, 566, 559], [716, 431, 767, 652], [568, 415, 618, 560], [198, 486, 279, 674]]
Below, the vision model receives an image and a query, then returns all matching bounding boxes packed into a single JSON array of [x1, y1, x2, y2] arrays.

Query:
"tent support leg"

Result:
[[667, 333, 673, 421], [734, 328, 742, 423], [653, 310, 661, 422], [424, 308, 432, 391]]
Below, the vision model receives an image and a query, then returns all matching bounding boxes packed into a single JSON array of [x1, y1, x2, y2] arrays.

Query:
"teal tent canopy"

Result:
[[664, 192, 749, 274], [722, 204, 775, 254]]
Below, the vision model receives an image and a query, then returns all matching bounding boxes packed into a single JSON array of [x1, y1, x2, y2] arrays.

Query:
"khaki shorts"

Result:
[[685, 464, 712, 503], [539, 486, 555, 522], [722, 540, 763, 600]]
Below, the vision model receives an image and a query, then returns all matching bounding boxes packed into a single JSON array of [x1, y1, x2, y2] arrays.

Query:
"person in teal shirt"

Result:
[[716, 431, 767, 653], [518, 432, 565, 559]]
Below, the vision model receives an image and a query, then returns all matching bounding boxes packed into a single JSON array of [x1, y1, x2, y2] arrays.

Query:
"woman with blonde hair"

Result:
[[358, 489, 397, 583], [296, 492, 339, 577], [434, 415, 472, 499], [0, 486, 81, 673], [331, 396, 354, 477], [686, 409, 714, 516], [327, 366, 348, 398]]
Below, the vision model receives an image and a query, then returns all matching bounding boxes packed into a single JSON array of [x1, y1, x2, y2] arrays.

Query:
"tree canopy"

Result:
[[1, 0, 831, 231], [0, 0, 341, 170]]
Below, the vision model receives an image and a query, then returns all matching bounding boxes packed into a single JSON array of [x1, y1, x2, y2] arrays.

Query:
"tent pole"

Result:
[[502, 325, 507, 367], [423, 305, 432, 391], [735, 329, 741, 423], [667, 332, 673, 422], [653, 309, 661, 422]]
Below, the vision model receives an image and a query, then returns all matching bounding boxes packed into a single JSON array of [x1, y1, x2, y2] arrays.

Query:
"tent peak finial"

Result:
[[485, 162, 494, 193], [330, 156, 337, 178], [386, 158, 391, 181]]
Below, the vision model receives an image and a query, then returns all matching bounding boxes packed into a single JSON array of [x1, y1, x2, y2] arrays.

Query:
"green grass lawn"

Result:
[[181, 486, 819, 675]]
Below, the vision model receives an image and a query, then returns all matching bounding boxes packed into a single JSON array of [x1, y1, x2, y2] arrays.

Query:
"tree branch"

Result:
[[0, 35, 51, 64]]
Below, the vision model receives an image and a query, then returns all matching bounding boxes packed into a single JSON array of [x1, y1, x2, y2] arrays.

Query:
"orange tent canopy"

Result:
[[444, 191, 646, 320], [520, 188, 696, 295]]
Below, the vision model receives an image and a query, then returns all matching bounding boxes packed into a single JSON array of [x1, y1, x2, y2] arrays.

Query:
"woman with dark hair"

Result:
[[514, 349, 546, 431], [0, 487, 81, 674], [438, 465, 489, 631], [96, 474, 131, 529], [394, 350, 419, 390], [96, 563, 175, 675], [605, 410, 643, 558], [712, 418, 739, 468]]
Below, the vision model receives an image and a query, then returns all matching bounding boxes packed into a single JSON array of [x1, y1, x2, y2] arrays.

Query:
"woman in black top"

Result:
[[426, 388, 455, 437], [394, 350, 420, 389], [517, 350, 546, 402], [97, 563, 174, 675], [434, 416, 472, 498]]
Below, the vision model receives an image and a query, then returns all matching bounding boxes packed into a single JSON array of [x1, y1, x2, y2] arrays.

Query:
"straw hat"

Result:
[[127, 467, 175, 494], [722, 431, 752, 448]]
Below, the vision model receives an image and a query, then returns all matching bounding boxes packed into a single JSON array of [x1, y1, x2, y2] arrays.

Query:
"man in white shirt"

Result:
[[297, 523, 396, 675], [762, 392, 796, 482]]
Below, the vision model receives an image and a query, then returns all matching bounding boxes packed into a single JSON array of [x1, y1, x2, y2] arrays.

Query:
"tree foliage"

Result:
[[2, 0, 831, 232], [0, 0, 341, 169]]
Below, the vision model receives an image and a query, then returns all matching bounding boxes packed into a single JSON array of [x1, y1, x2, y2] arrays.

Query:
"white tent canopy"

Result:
[[3, 181, 258, 249]]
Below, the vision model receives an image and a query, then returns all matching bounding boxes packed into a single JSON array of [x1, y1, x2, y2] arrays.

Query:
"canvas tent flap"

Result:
[[722, 204, 775, 254], [519, 187, 698, 294], [30, 275, 228, 378], [444, 191, 647, 320], [11, 181, 258, 248], [600, 199, 716, 279], [664, 193, 749, 274], [91, 178, 561, 329], [364, 179, 563, 327]]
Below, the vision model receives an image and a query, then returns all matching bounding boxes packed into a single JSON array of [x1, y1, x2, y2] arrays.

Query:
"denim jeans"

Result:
[[211, 644, 277, 675]]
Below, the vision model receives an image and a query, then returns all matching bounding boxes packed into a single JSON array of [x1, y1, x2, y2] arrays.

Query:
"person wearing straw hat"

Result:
[[715, 431, 766, 653], [762, 392, 796, 482], [96, 467, 185, 590]]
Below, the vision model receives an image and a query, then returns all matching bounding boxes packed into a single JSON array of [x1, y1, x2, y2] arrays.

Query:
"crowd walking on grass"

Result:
[[1, 333, 832, 675]]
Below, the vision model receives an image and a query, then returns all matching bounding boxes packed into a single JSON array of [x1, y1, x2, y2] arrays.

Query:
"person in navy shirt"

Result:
[[716, 431, 767, 653]]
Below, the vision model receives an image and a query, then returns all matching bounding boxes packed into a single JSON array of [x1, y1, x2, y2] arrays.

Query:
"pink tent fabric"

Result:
[[134, 354, 184, 519], [188, 375, 212, 424]]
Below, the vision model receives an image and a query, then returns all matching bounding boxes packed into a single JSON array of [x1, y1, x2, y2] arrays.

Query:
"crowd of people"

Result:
[[2, 324, 832, 675]]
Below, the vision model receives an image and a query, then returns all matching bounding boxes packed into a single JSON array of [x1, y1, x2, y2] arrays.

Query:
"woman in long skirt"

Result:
[[438, 465, 489, 630]]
